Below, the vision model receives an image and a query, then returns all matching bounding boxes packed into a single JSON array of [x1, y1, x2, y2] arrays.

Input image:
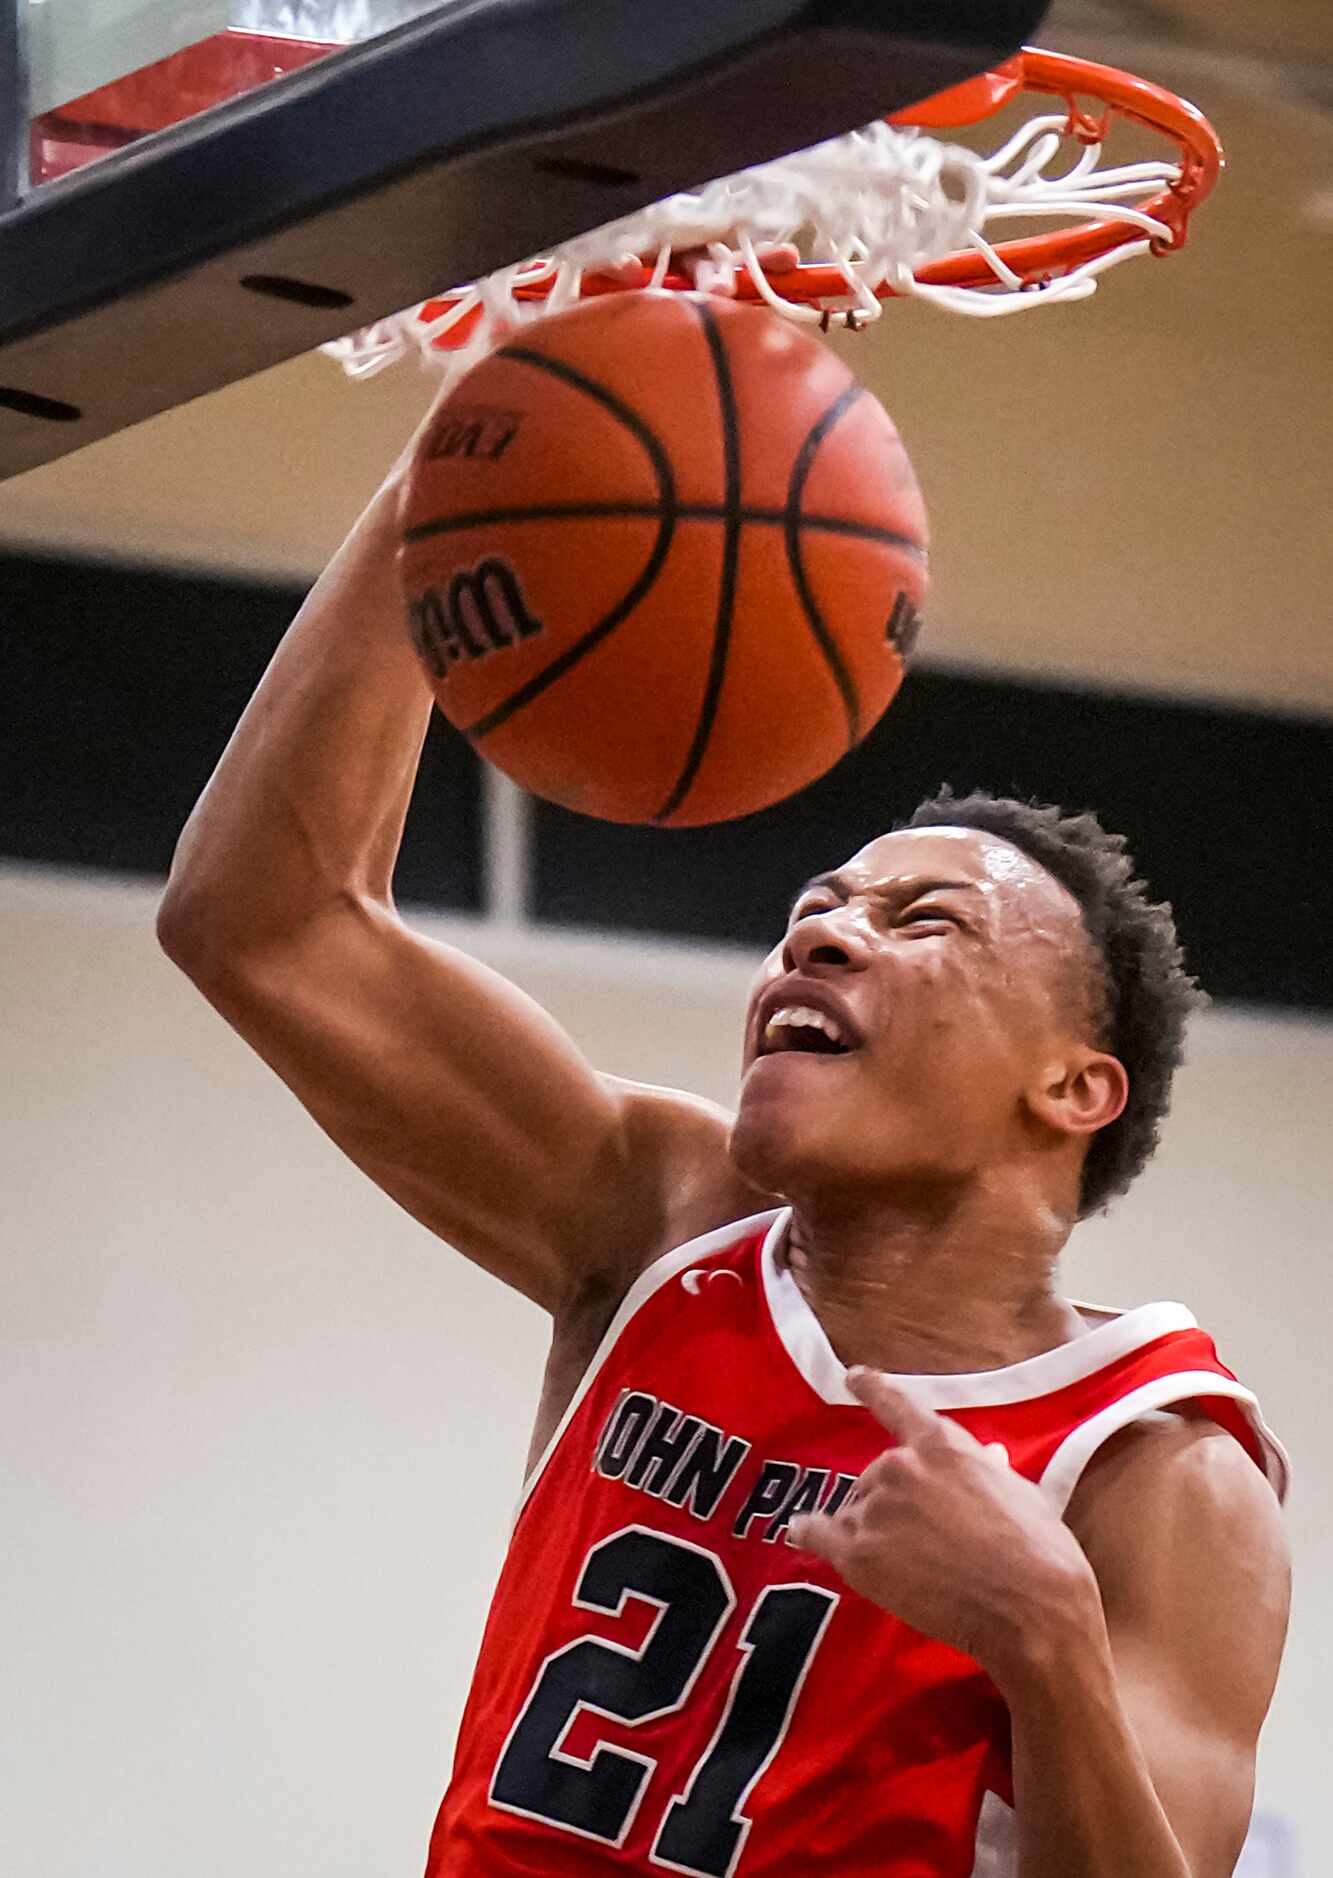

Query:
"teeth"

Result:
[[763, 1004, 847, 1048]]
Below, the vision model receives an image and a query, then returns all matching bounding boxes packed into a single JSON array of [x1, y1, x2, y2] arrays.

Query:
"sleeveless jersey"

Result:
[[426, 1209, 1287, 1878]]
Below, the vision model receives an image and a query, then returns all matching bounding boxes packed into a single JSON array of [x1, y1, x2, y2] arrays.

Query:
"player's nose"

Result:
[[781, 906, 873, 976]]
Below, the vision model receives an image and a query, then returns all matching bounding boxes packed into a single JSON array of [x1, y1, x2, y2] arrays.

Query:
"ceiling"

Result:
[[2, 0, 1330, 716]]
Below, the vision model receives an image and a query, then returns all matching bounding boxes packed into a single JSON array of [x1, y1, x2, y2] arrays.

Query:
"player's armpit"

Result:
[[1065, 1413, 1291, 1878], [169, 891, 741, 1312]]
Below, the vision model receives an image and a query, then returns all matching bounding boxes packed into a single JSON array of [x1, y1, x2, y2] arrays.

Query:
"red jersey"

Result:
[[427, 1210, 1287, 1878]]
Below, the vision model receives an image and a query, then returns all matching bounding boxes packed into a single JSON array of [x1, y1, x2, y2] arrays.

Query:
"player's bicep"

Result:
[[180, 893, 655, 1307], [1074, 1421, 1290, 1878], [1107, 1645, 1263, 1878]]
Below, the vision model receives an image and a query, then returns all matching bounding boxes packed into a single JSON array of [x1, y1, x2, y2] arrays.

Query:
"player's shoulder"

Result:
[[1065, 1405, 1289, 1604], [542, 1079, 775, 1438], [601, 1075, 778, 1272], [605, 1074, 736, 1145]]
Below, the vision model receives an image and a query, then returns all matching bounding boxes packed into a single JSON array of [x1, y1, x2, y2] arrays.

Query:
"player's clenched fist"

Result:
[[789, 1368, 1099, 1680]]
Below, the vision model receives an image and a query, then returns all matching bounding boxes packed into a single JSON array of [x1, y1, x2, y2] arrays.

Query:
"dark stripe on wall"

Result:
[[0, 551, 482, 910], [535, 668, 1333, 1013], [0, 552, 1328, 1010]]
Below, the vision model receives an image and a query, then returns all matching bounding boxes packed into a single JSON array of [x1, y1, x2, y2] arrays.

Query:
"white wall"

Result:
[[3, 864, 1327, 1877]]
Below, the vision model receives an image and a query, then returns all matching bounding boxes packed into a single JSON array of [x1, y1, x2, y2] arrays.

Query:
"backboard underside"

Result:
[[0, 0, 1049, 480]]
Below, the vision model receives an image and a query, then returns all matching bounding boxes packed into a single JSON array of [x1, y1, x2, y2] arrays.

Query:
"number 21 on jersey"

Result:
[[490, 1525, 838, 1877]]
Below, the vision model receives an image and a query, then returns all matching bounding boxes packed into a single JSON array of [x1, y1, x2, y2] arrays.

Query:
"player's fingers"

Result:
[[595, 242, 801, 296], [787, 1512, 845, 1564], [598, 254, 653, 285], [599, 247, 716, 286], [752, 242, 801, 274], [689, 242, 803, 295]]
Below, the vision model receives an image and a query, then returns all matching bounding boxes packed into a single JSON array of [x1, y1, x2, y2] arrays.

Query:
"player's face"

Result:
[[731, 827, 1095, 1201]]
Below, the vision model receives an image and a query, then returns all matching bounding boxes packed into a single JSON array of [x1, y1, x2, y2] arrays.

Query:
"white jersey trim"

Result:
[[1038, 1370, 1291, 1513], [760, 1209, 1200, 1412], [515, 1205, 1289, 1521], [516, 1210, 784, 1514]]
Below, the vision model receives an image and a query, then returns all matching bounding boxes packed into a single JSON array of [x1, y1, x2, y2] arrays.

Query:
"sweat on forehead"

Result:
[[797, 826, 1106, 1029], [812, 826, 1081, 910]]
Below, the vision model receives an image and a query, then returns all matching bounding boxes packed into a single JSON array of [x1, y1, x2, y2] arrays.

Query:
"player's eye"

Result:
[[900, 904, 957, 926], [790, 898, 834, 923]]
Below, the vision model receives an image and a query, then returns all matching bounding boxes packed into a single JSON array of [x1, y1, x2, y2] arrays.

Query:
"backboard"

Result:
[[22, 2, 448, 187], [0, 0, 1049, 480]]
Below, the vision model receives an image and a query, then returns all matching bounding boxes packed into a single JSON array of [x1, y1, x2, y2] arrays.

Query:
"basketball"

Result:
[[399, 291, 928, 825]]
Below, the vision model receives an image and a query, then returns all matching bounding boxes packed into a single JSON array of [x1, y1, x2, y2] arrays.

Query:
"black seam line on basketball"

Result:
[[459, 348, 678, 744], [785, 384, 869, 748], [405, 502, 924, 558], [652, 301, 742, 826]]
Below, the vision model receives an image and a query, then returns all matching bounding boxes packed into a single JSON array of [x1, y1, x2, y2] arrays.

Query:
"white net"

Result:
[[323, 112, 1183, 382]]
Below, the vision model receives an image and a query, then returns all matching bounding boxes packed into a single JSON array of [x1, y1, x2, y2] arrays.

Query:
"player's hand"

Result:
[[789, 1368, 1098, 1675], [599, 243, 801, 292]]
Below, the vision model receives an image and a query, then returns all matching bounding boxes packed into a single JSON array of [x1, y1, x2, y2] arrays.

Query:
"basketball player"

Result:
[[158, 411, 1290, 1877]]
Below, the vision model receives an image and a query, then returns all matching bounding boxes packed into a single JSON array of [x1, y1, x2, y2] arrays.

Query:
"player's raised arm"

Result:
[[156, 427, 740, 1313]]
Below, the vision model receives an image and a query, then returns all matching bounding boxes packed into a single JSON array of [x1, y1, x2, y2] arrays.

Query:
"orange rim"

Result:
[[892, 46, 1223, 289], [420, 45, 1223, 343]]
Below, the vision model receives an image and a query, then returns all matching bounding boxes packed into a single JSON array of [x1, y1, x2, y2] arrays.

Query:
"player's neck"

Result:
[[783, 1182, 1086, 1378]]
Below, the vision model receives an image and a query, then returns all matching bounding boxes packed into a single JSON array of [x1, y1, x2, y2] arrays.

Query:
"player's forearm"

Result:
[[160, 466, 434, 961], [992, 1578, 1194, 1878]]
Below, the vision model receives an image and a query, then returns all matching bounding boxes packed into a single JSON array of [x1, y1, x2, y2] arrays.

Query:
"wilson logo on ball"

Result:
[[427, 406, 523, 463], [408, 558, 544, 678]]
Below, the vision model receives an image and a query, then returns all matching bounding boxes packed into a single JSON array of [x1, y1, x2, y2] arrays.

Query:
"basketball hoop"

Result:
[[323, 46, 1223, 381]]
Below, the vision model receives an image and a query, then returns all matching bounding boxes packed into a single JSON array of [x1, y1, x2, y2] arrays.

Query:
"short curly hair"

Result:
[[900, 788, 1203, 1217]]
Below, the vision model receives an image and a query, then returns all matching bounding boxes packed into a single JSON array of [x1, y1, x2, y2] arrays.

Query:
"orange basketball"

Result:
[[399, 291, 928, 826]]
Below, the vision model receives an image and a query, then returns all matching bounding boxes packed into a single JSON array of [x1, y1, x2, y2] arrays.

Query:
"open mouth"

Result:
[[757, 1004, 857, 1059]]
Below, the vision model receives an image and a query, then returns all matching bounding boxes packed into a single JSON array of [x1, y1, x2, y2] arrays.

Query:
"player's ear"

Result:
[[1028, 1049, 1128, 1140]]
